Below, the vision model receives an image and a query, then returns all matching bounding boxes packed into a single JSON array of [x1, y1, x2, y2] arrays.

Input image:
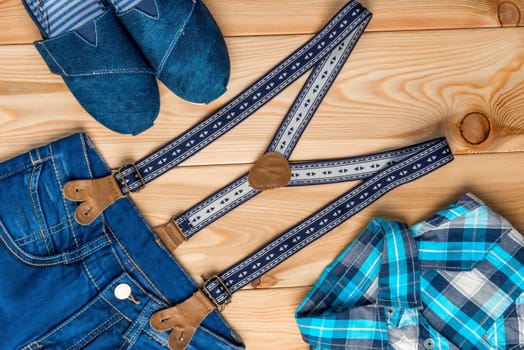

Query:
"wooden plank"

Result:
[[1, 0, 524, 44], [1, 28, 524, 166], [223, 287, 310, 349], [130, 152, 524, 290]]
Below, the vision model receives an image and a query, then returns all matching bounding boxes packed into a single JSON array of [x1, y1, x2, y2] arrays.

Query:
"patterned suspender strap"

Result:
[[157, 11, 371, 245], [116, 1, 371, 194], [168, 140, 432, 242], [150, 138, 454, 350], [201, 138, 453, 306], [64, 0, 372, 225]]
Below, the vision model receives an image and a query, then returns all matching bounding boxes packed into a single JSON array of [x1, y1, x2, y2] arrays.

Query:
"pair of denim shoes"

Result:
[[23, 0, 230, 135]]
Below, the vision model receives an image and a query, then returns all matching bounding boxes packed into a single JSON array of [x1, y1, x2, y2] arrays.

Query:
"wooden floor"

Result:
[[1, 0, 524, 348]]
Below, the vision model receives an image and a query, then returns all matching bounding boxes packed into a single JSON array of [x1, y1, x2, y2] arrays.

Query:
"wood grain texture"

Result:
[[130, 153, 524, 289], [1, 28, 524, 166], [2, 0, 524, 44], [2, 2, 524, 349]]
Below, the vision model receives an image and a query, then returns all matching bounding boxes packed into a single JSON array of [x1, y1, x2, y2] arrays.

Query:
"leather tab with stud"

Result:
[[154, 220, 187, 251], [150, 290, 215, 350], [63, 174, 124, 225]]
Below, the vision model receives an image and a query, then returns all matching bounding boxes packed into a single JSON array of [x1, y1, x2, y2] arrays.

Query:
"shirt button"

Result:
[[423, 338, 435, 349], [385, 306, 396, 316], [114, 283, 132, 300]]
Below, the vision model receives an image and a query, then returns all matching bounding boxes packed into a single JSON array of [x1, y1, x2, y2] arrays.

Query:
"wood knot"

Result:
[[460, 112, 491, 145], [497, 1, 521, 27]]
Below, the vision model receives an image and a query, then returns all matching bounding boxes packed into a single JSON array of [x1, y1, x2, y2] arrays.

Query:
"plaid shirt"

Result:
[[296, 194, 524, 350]]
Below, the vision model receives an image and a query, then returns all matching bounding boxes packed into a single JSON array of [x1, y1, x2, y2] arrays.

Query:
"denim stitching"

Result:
[[121, 301, 158, 349], [49, 142, 80, 246], [66, 313, 124, 350], [65, 68, 155, 77], [100, 295, 133, 323], [199, 323, 245, 350], [116, 198, 199, 288], [104, 223, 171, 304], [38, 9, 154, 76], [0, 226, 59, 266], [72, 23, 99, 48], [34, 295, 109, 343], [143, 329, 168, 347], [63, 238, 110, 264], [0, 157, 51, 181], [157, 1, 195, 75], [29, 163, 52, 255], [120, 271, 166, 306], [79, 133, 94, 179], [15, 222, 70, 245], [52, 139, 100, 290], [28, 148, 35, 164], [16, 225, 68, 247], [38, 43, 68, 76], [77, 133, 104, 290], [118, 0, 159, 19], [34, 146, 41, 161]]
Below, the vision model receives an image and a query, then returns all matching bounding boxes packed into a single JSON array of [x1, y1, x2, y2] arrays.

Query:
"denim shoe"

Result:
[[22, 1, 160, 135], [108, 0, 230, 104]]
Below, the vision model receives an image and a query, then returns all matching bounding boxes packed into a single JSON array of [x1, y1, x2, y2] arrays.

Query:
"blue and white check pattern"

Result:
[[296, 194, 524, 350]]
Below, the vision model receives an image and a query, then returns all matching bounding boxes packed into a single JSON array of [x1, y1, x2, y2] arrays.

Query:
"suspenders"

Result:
[[150, 138, 453, 350], [64, 1, 372, 226], [62, 2, 454, 349]]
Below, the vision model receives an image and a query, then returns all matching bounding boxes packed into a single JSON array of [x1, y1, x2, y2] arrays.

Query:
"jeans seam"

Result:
[[28, 163, 53, 255], [105, 223, 170, 305], [143, 329, 168, 347], [75, 134, 102, 290], [16, 222, 70, 246], [66, 313, 124, 350], [34, 296, 107, 344], [121, 301, 158, 350], [0, 157, 50, 181], [101, 294, 133, 323]]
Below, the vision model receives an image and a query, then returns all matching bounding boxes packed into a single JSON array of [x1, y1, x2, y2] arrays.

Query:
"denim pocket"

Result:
[[20, 289, 129, 350], [0, 157, 74, 261]]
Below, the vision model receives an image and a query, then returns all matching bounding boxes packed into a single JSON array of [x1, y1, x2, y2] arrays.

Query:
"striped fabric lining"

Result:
[[24, 0, 105, 37], [107, 0, 144, 14]]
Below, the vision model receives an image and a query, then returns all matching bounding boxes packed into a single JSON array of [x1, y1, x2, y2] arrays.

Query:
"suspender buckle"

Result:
[[117, 163, 146, 194], [202, 275, 233, 311]]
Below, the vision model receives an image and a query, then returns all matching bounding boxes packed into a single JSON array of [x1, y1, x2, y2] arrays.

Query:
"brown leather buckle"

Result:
[[202, 275, 232, 311], [150, 290, 215, 350], [248, 152, 291, 191], [63, 174, 124, 225], [154, 220, 187, 251]]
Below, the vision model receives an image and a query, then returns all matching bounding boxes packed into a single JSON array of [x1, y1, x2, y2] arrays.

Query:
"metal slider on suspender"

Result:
[[63, 163, 145, 226], [202, 275, 233, 311], [116, 163, 146, 194], [248, 152, 292, 191]]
